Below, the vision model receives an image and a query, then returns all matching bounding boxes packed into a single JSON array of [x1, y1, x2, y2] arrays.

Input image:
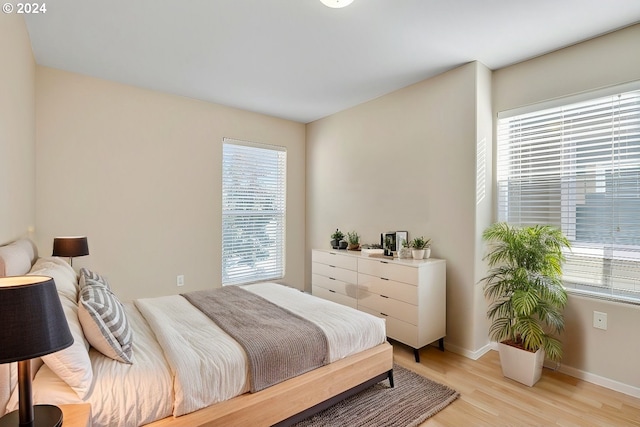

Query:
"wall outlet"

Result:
[[593, 311, 607, 330], [177, 274, 185, 287]]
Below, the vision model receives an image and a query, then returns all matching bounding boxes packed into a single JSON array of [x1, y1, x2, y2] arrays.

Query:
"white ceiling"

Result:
[[24, 0, 640, 123]]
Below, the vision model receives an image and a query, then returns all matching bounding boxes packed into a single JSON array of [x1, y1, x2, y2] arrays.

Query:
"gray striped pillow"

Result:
[[78, 267, 111, 290], [78, 284, 133, 363]]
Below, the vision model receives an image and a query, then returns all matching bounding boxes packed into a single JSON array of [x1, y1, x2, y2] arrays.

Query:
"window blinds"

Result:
[[222, 139, 286, 285], [497, 88, 640, 303]]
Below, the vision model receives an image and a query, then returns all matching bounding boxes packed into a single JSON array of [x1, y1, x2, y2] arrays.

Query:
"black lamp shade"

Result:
[[0, 276, 73, 363], [52, 236, 89, 258]]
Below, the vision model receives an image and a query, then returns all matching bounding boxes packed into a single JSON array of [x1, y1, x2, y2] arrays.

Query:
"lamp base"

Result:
[[0, 404, 63, 427]]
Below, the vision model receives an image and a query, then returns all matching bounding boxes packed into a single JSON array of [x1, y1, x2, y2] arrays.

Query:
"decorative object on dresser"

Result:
[[0, 276, 74, 427], [312, 249, 446, 362], [346, 231, 360, 250], [52, 236, 89, 267], [409, 236, 431, 260], [480, 222, 570, 387], [330, 229, 346, 250], [381, 231, 407, 257], [398, 239, 412, 259]]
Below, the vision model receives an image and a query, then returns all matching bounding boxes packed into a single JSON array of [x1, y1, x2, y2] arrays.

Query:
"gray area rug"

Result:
[[294, 364, 459, 427]]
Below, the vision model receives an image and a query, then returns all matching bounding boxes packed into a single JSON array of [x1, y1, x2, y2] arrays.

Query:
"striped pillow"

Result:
[[78, 268, 111, 290], [78, 283, 133, 363]]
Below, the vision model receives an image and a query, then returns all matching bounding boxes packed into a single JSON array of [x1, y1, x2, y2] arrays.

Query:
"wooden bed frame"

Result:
[[147, 342, 393, 427]]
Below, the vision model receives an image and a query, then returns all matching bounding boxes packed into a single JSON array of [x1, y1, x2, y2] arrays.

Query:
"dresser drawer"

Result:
[[358, 258, 418, 285], [358, 290, 417, 325], [357, 273, 417, 305], [312, 262, 358, 283], [312, 250, 357, 271], [313, 286, 357, 309], [358, 306, 418, 347], [312, 274, 358, 298]]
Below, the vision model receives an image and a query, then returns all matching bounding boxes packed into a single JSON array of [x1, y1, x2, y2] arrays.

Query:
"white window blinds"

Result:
[[497, 86, 640, 303], [222, 139, 286, 285]]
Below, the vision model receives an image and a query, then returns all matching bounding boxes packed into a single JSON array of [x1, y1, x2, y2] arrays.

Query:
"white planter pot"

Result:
[[411, 249, 425, 259], [498, 342, 544, 387], [423, 247, 431, 259]]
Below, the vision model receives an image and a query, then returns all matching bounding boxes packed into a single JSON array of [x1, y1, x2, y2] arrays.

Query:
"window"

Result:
[[222, 139, 286, 285], [497, 84, 640, 303]]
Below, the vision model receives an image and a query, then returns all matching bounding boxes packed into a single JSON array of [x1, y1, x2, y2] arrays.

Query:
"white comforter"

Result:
[[19, 283, 387, 427]]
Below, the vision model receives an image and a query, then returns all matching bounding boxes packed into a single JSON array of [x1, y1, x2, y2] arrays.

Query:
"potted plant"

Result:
[[398, 239, 412, 259], [331, 228, 347, 249], [330, 229, 344, 249], [346, 231, 360, 250], [410, 237, 430, 260], [480, 222, 570, 386]]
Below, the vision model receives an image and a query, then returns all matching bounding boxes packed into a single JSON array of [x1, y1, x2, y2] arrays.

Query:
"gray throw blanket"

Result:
[[182, 286, 329, 392]]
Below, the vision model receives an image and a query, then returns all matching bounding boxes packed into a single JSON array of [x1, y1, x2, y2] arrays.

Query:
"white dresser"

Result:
[[312, 249, 446, 362], [311, 249, 358, 309]]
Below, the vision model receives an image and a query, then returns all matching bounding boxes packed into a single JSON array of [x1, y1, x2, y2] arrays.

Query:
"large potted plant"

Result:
[[480, 222, 570, 386]]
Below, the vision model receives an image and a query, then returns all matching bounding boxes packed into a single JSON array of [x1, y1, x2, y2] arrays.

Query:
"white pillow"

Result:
[[78, 284, 133, 364], [28, 257, 79, 303], [41, 296, 93, 399]]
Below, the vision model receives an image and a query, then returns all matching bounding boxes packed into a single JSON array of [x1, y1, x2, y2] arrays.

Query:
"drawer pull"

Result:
[[329, 277, 336, 281], [380, 295, 389, 299], [381, 277, 389, 281], [329, 265, 336, 268], [329, 290, 336, 293], [380, 261, 389, 264], [380, 312, 388, 317]]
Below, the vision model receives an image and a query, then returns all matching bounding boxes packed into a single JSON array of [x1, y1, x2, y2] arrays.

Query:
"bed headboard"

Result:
[[0, 238, 38, 415]]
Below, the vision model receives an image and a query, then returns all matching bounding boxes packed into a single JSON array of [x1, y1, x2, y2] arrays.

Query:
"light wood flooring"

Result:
[[391, 341, 640, 426]]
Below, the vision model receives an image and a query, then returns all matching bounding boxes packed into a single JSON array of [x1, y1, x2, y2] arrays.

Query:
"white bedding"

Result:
[[8, 303, 174, 427], [14, 282, 386, 427]]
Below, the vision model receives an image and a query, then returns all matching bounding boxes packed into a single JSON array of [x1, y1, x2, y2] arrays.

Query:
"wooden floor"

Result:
[[391, 341, 640, 426]]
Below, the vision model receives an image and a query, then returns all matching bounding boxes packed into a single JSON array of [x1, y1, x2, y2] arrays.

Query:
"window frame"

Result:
[[496, 81, 640, 305], [221, 138, 287, 286]]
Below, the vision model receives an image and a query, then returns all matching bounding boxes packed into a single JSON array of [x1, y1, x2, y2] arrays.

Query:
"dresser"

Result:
[[312, 249, 446, 362]]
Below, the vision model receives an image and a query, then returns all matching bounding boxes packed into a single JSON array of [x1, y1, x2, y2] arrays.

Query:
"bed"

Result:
[[0, 239, 393, 427]]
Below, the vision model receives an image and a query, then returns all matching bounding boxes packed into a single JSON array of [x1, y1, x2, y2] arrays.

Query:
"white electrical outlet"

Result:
[[177, 274, 185, 287], [593, 311, 607, 330]]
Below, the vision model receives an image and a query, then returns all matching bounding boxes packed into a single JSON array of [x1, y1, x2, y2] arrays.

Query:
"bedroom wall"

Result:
[[0, 15, 36, 244], [493, 23, 640, 393], [306, 61, 493, 357], [35, 67, 306, 301]]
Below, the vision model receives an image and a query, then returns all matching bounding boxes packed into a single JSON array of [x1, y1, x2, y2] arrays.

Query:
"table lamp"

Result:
[[0, 276, 73, 427], [52, 236, 89, 267]]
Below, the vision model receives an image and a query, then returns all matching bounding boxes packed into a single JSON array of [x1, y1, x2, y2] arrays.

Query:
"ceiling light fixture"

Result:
[[320, 0, 354, 8]]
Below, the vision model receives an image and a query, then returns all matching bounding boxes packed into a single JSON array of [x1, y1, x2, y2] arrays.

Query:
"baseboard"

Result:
[[464, 341, 640, 398], [555, 364, 640, 399], [444, 341, 493, 361]]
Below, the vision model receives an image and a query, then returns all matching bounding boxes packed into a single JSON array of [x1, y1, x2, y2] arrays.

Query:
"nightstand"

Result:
[[60, 404, 91, 427]]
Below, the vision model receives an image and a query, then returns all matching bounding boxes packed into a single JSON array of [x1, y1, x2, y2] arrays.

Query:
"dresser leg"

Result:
[[439, 338, 444, 352], [387, 369, 394, 388], [413, 348, 420, 363]]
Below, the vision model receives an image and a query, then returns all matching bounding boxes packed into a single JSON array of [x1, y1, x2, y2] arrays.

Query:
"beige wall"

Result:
[[493, 24, 640, 391], [35, 67, 306, 301], [306, 61, 493, 356], [0, 15, 35, 244]]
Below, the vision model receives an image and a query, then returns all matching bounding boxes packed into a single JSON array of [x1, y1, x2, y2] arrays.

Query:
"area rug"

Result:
[[293, 364, 459, 427]]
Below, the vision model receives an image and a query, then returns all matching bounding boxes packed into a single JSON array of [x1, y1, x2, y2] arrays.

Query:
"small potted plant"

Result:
[[346, 231, 360, 250], [330, 229, 344, 249], [480, 222, 570, 386], [410, 236, 430, 259], [398, 239, 412, 259]]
